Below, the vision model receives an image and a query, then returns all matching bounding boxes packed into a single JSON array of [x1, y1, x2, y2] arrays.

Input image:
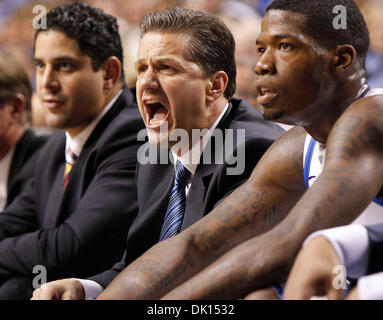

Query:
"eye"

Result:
[[160, 64, 174, 72], [280, 43, 294, 51], [136, 64, 148, 75], [257, 47, 265, 56], [34, 62, 45, 71], [58, 62, 74, 71]]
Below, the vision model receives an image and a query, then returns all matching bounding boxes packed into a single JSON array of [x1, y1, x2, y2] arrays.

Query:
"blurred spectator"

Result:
[[230, 18, 261, 107], [183, 0, 258, 20], [363, 1, 383, 89], [0, 50, 47, 210]]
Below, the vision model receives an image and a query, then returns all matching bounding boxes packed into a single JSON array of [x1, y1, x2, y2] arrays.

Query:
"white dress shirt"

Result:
[[79, 102, 229, 299], [0, 146, 16, 211]]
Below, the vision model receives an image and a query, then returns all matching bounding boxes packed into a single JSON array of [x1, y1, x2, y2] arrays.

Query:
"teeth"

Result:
[[260, 88, 270, 95], [149, 119, 162, 125]]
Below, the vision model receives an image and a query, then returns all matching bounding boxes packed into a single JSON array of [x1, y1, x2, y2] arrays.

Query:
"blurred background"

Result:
[[0, 0, 382, 129]]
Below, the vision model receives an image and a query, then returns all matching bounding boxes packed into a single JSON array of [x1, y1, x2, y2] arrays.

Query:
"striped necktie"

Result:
[[159, 160, 191, 241], [63, 148, 77, 189]]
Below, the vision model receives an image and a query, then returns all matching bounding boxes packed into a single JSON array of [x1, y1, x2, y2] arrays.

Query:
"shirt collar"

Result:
[[65, 90, 122, 161], [172, 102, 229, 175]]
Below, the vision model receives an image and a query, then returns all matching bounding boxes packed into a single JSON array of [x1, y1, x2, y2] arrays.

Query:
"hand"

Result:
[[346, 287, 360, 300], [31, 278, 85, 300], [284, 236, 345, 300]]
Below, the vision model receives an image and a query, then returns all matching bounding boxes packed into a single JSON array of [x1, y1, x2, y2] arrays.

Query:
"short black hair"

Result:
[[140, 7, 236, 99], [34, 2, 125, 81], [266, 0, 370, 66]]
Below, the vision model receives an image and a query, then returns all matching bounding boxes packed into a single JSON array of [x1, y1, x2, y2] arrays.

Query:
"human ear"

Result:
[[102, 56, 122, 89], [206, 71, 228, 103], [9, 93, 26, 124], [332, 45, 357, 72]]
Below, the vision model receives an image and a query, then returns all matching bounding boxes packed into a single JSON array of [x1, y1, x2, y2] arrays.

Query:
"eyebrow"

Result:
[[135, 56, 183, 68], [33, 56, 80, 64], [256, 33, 298, 45]]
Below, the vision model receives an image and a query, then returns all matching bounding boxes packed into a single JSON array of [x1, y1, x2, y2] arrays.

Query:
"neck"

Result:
[[304, 77, 367, 144]]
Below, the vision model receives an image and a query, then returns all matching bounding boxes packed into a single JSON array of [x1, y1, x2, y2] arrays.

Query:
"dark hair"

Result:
[[0, 50, 31, 114], [266, 0, 370, 66], [34, 2, 125, 81], [140, 7, 236, 99]]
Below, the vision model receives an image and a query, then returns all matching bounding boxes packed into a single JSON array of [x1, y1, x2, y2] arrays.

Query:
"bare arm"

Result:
[[163, 96, 383, 299], [99, 127, 306, 299]]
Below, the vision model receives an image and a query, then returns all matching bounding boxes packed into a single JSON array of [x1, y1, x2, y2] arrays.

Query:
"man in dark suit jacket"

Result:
[[32, 7, 284, 299], [0, 3, 144, 299], [0, 51, 47, 210], [89, 98, 283, 291]]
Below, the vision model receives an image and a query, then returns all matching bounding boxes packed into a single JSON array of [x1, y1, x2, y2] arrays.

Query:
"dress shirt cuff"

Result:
[[358, 272, 383, 300], [303, 224, 369, 279], [76, 279, 104, 299]]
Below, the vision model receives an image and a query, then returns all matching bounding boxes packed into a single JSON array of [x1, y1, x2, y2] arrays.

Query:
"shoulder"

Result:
[[228, 98, 285, 139], [247, 126, 307, 191], [90, 88, 145, 149], [16, 130, 47, 152], [328, 92, 383, 155]]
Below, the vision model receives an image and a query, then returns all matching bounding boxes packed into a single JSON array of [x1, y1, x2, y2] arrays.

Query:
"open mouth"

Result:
[[145, 100, 169, 128], [256, 86, 278, 105]]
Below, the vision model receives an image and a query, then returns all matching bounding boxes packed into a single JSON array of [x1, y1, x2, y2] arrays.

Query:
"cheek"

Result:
[[70, 77, 103, 105]]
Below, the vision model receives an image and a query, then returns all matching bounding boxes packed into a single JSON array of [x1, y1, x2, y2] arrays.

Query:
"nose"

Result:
[[254, 50, 276, 76], [39, 66, 60, 92], [137, 67, 159, 91]]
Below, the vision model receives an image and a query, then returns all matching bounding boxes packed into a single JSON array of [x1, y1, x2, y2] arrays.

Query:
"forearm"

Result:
[[99, 235, 202, 299], [163, 233, 294, 299], [163, 174, 373, 299]]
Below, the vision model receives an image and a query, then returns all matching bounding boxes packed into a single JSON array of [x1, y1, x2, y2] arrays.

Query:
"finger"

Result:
[[31, 289, 41, 300], [37, 284, 58, 300], [327, 287, 344, 300]]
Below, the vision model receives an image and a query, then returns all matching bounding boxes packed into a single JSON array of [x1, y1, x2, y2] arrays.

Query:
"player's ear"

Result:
[[332, 45, 357, 73]]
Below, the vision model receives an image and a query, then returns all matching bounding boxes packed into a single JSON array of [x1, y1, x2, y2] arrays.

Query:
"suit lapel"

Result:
[[42, 142, 67, 227], [128, 148, 175, 252], [43, 89, 133, 227]]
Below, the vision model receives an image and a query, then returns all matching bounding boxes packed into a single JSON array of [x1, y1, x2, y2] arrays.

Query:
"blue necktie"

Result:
[[159, 161, 191, 241]]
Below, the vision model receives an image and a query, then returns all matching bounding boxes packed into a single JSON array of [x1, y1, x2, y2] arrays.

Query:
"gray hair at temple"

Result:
[[140, 7, 237, 99]]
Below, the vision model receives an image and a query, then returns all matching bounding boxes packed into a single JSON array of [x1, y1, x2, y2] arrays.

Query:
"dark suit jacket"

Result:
[[91, 98, 285, 288], [0, 88, 144, 283], [366, 223, 383, 275], [6, 130, 47, 208]]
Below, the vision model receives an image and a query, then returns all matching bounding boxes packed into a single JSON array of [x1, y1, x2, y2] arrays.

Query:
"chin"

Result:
[[147, 131, 169, 148], [45, 115, 67, 130], [262, 109, 284, 122]]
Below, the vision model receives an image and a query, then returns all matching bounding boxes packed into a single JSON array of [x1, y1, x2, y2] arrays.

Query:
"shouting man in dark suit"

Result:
[[32, 7, 284, 299], [0, 50, 47, 210], [0, 3, 144, 299]]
